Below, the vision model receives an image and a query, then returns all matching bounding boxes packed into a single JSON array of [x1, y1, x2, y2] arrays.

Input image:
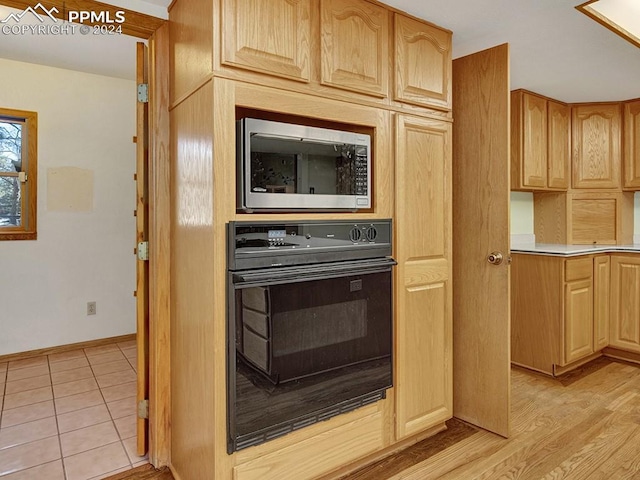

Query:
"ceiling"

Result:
[[0, 0, 639, 103]]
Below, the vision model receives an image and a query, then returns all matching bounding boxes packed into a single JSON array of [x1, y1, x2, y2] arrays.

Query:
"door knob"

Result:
[[487, 252, 503, 265]]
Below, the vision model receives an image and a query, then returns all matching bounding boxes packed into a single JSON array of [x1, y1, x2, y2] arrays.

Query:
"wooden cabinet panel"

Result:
[[610, 256, 640, 353], [394, 14, 452, 110], [395, 114, 452, 439], [320, 0, 389, 97], [565, 257, 592, 281], [569, 195, 618, 244], [511, 91, 547, 189], [535, 192, 634, 245], [511, 91, 569, 191], [572, 103, 621, 189], [547, 100, 570, 189], [234, 409, 384, 480], [593, 255, 610, 351], [221, 0, 311, 82], [623, 99, 640, 189], [563, 278, 594, 365]]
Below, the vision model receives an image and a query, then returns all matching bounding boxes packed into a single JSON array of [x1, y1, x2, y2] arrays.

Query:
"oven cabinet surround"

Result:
[[511, 253, 611, 375], [168, 0, 455, 478], [394, 114, 452, 439], [510, 90, 570, 191]]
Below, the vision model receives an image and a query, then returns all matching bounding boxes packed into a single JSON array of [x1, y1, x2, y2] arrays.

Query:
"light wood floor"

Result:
[[108, 358, 640, 480]]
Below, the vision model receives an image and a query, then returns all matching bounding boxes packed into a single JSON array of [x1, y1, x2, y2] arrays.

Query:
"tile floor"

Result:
[[0, 340, 148, 479]]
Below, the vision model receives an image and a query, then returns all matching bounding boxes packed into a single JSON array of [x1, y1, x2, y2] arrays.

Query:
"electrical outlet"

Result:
[[87, 301, 97, 315]]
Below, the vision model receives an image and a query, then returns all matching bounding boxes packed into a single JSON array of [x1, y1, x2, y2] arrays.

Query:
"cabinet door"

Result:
[[394, 14, 452, 110], [547, 100, 570, 189], [320, 0, 388, 97], [572, 104, 621, 189], [395, 114, 452, 439], [221, 0, 311, 82], [610, 256, 640, 353], [521, 92, 548, 189], [563, 278, 594, 365], [623, 100, 640, 189], [593, 256, 610, 351]]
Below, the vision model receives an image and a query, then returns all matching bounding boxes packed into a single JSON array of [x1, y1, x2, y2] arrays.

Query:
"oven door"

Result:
[[227, 257, 395, 452]]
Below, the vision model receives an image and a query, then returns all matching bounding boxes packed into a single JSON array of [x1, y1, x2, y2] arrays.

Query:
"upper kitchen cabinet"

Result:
[[623, 99, 640, 190], [511, 91, 570, 191], [572, 103, 622, 190], [320, 0, 389, 97], [221, 0, 311, 82], [394, 14, 452, 111]]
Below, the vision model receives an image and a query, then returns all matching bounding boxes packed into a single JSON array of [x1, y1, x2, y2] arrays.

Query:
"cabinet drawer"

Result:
[[565, 258, 592, 281]]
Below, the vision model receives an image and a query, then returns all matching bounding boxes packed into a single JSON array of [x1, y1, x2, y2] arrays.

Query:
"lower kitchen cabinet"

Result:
[[511, 253, 609, 375], [610, 255, 640, 353]]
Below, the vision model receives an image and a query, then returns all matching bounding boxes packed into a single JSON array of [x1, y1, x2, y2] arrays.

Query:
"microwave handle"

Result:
[[251, 132, 350, 147]]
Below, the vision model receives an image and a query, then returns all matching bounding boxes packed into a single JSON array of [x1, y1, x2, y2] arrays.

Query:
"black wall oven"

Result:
[[227, 220, 395, 452]]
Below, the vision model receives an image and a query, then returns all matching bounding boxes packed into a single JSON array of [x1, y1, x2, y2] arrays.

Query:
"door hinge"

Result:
[[137, 83, 149, 103], [138, 399, 149, 419], [137, 241, 149, 261]]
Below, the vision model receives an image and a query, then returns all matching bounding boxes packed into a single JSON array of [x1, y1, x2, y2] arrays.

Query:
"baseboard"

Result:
[[0, 333, 136, 363], [603, 347, 640, 365]]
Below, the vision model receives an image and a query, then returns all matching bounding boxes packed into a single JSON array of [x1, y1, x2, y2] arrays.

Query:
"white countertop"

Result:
[[511, 243, 640, 256]]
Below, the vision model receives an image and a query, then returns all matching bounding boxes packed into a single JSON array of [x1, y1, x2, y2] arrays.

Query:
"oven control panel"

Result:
[[228, 219, 392, 270]]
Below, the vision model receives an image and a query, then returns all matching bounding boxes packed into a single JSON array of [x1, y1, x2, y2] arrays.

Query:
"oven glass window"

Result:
[[231, 270, 392, 451], [249, 134, 365, 196]]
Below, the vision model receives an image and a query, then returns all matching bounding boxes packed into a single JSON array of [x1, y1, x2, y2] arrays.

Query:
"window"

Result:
[[0, 108, 37, 240]]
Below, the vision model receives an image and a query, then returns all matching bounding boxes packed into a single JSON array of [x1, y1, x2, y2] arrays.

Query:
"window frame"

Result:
[[0, 108, 37, 240]]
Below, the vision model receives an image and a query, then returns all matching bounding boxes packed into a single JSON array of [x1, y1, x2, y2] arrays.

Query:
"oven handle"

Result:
[[231, 257, 396, 287]]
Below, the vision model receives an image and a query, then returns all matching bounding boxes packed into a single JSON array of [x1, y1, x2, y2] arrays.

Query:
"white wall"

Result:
[[0, 58, 136, 356], [510, 191, 640, 243], [510, 192, 535, 240]]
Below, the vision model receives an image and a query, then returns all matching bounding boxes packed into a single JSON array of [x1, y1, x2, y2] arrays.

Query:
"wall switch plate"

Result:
[[87, 301, 97, 315]]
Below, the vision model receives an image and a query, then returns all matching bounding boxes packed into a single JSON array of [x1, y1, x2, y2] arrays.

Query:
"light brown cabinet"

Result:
[[320, 0, 389, 97], [511, 254, 610, 375], [221, 0, 311, 82], [563, 258, 594, 365], [572, 103, 622, 190], [511, 90, 569, 191], [593, 255, 611, 350], [623, 99, 640, 190], [393, 14, 452, 111], [610, 255, 640, 353], [395, 114, 452, 438]]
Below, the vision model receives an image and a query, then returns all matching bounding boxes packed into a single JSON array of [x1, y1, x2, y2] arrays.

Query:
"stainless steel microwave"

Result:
[[237, 118, 371, 211]]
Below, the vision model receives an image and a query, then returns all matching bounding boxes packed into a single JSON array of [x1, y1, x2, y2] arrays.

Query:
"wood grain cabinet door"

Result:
[[610, 256, 640, 353], [593, 255, 610, 351], [572, 103, 621, 189], [623, 99, 640, 189], [221, 0, 311, 82], [547, 100, 570, 189], [394, 14, 452, 111], [320, 0, 389, 97], [394, 114, 452, 440], [563, 278, 594, 365], [511, 90, 547, 190]]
